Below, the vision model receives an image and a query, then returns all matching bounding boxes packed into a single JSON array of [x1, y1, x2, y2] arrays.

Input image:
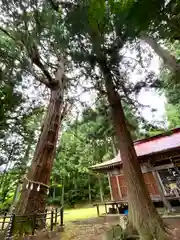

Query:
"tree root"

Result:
[[137, 220, 172, 240]]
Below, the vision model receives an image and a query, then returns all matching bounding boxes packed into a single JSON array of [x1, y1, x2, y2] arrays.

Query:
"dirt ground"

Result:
[[1, 216, 179, 240], [164, 217, 180, 239], [56, 216, 180, 240], [59, 217, 119, 240]]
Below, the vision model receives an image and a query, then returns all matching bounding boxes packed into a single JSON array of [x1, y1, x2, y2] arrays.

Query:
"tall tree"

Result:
[[0, 1, 70, 220], [49, 1, 168, 238]]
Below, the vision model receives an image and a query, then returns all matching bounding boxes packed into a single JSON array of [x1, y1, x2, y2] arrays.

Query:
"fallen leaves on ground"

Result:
[[59, 221, 114, 240]]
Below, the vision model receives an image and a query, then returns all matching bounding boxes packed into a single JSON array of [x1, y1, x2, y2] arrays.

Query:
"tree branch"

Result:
[[48, 0, 74, 11], [0, 27, 18, 43], [28, 44, 54, 84], [0, 26, 54, 87]]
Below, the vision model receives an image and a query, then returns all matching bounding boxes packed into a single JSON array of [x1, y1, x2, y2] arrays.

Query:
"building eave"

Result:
[[90, 128, 180, 171]]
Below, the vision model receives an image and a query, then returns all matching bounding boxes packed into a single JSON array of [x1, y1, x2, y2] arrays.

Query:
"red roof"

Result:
[[91, 128, 180, 170], [134, 128, 180, 157]]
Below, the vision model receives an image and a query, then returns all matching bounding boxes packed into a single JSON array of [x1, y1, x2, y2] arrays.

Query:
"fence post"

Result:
[[5, 213, 15, 240], [44, 209, 47, 228], [60, 207, 64, 227], [2, 212, 7, 230], [105, 203, 107, 214], [50, 210, 54, 231], [32, 213, 37, 235], [55, 208, 58, 224]]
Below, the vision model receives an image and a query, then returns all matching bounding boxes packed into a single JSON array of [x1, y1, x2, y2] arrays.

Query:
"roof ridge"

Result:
[[134, 127, 180, 145]]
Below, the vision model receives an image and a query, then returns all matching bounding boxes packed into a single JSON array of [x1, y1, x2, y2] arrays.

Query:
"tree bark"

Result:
[[98, 174, 104, 202], [99, 62, 168, 240], [16, 87, 65, 216], [61, 178, 64, 206], [141, 34, 180, 74], [11, 183, 21, 213], [88, 175, 92, 204], [53, 187, 56, 199], [111, 136, 117, 156]]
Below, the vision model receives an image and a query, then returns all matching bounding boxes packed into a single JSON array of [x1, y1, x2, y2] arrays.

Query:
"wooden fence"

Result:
[[0, 207, 64, 238]]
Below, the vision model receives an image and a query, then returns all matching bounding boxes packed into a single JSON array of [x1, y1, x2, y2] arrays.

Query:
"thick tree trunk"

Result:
[[141, 34, 180, 74], [100, 63, 168, 239], [16, 87, 64, 216]]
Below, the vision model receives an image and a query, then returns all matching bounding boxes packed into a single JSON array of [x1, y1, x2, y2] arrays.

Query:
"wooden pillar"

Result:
[[156, 171, 167, 194], [116, 175, 122, 199], [152, 169, 173, 212], [107, 173, 113, 201]]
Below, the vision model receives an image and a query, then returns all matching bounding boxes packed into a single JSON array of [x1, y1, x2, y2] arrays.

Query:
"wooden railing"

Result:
[[0, 207, 64, 239]]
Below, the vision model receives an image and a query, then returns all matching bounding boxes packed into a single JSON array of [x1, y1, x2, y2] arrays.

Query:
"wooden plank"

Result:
[[153, 164, 174, 171], [118, 176, 128, 198], [152, 169, 173, 212], [116, 175, 122, 199], [156, 171, 167, 194], [166, 196, 180, 200]]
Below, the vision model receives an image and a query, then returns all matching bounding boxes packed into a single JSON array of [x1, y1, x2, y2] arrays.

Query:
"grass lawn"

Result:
[[0, 206, 105, 230], [64, 206, 105, 222]]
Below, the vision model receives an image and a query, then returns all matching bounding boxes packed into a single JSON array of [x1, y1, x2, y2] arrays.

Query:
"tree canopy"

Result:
[[0, 0, 179, 238]]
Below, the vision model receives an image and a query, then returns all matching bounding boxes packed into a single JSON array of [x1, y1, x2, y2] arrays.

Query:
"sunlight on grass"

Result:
[[0, 216, 9, 230], [64, 206, 105, 222], [0, 206, 105, 230]]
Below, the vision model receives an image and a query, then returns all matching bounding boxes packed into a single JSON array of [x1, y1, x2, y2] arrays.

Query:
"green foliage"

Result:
[[50, 97, 144, 206], [160, 41, 180, 128], [0, 196, 14, 213], [166, 104, 180, 128], [0, 0, 176, 220], [0, 171, 19, 213]]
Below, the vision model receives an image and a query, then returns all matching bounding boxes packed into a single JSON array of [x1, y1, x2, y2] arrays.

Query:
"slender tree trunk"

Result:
[[88, 175, 92, 204], [111, 136, 117, 156], [74, 177, 78, 190], [61, 178, 64, 206], [99, 62, 168, 240], [53, 187, 56, 199], [53, 177, 56, 199], [141, 34, 180, 74], [11, 183, 21, 212], [20, 142, 32, 174], [16, 87, 65, 216], [98, 175, 104, 202], [104, 134, 109, 154]]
